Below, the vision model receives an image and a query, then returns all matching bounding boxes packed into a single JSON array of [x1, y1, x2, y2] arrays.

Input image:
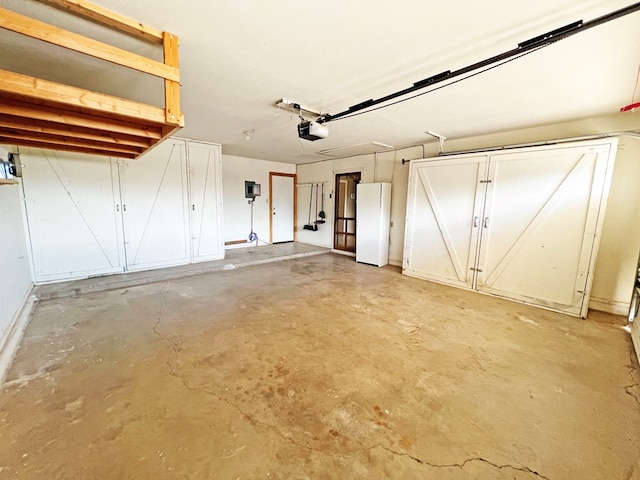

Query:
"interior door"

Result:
[[20, 148, 124, 282], [334, 172, 360, 252], [187, 141, 224, 262], [119, 138, 191, 271], [476, 143, 614, 317], [270, 173, 295, 243], [403, 156, 488, 288]]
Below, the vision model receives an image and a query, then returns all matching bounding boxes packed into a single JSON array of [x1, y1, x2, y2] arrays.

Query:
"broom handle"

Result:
[[308, 186, 313, 223]]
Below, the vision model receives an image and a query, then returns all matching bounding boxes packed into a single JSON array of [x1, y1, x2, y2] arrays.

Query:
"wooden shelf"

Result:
[[0, 179, 18, 185], [0, 1, 183, 159]]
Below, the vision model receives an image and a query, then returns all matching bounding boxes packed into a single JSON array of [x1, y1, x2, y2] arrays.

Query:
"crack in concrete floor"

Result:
[[153, 317, 360, 462], [153, 316, 551, 480], [5, 255, 638, 479], [373, 445, 551, 480], [625, 347, 640, 407]]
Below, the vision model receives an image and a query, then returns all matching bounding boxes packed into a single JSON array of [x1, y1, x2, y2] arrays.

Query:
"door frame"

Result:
[[333, 171, 362, 253], [269, 172, 297, 244]]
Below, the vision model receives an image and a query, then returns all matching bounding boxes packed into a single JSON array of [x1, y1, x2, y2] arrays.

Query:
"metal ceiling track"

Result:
[[318, 2, 640, 124]]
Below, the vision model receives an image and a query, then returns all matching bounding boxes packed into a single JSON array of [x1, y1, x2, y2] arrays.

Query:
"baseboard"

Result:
[[0, 286, 35, 386], [331, 249, 356, 257], [589, 297, 630, 316], [389, 258, 402, 267]]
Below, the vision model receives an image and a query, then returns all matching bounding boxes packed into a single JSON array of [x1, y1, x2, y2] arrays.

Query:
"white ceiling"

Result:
[[1, 0, 640, 164]]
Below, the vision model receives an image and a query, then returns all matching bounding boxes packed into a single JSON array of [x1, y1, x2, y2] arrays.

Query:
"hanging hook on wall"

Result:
[[426, 130, 447, 154]]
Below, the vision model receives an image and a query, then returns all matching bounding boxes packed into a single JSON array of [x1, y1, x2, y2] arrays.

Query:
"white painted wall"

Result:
[[222, 154, 295, 249], [296, 147, 420, 259], [0, 149, 33, 351], [590, 137, 640, 314], [297, 112, 640, 315], [296, 161, 334, 248]]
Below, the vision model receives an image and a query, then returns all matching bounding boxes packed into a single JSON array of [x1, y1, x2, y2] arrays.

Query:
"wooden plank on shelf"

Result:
[[0, 98, 163, 139], [0, 131, 143, 155], [0, 179, 18, 185], [0, 70, 172, 125], [0, 136, 137, 159], [0, 116, 152, 148], [225, 240, 249, 246], [163, 32, 181, 125], [0, 8, 178, 81], [38, 0, 164, 43]]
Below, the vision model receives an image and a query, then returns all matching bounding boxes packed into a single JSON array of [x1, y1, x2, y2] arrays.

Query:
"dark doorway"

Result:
[[333, 172, 361, 253]]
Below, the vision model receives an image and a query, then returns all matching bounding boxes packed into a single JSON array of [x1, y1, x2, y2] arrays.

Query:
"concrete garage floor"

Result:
[[0, 253, 639, 479]]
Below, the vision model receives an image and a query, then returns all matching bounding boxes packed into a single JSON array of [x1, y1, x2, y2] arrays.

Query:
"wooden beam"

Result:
[[0, 70, 172, 125], [0, 132, 142, 155], [0, 116, 152, 148], [38, 0, 164, 43], [161, 121, 184, 140], [0, 137, 137, 159], [163, 32, 181, 125], [0, 7, 178, 81], [1, 127, 145, 154], [0, 98, 163, 139]]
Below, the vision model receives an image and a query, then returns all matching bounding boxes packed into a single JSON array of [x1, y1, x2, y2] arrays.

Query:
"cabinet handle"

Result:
[[473, 216, 478, 227], [192, 204, 195, 211], [483, 217, 489, 228], [116, 204, 120, 212], [123, 204, 127, 212]]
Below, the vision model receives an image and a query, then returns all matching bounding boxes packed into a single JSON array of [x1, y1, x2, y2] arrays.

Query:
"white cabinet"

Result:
[[356, 182, 391, 267], [119, 138, 191, 271], [187, 141, 225, 262], [20, 149, 124, 282], [403, 139, 617, 318], [20, 138, 224, 282]]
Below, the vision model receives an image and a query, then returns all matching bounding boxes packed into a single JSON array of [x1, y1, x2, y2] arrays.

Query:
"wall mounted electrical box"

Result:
[[9, 153, 22, 177], [245, 180, 261, 199], [0, 152, 21, 181]]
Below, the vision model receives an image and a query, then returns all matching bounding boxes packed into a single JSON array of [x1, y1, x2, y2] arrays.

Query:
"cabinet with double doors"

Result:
[[19, 138, 224, 282], [403, 139, 618, 318]]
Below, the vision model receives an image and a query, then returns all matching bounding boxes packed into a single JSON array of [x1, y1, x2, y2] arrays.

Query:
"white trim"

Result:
[[589, 297, 630, 316], [332, 249, 356, 257], [0, 286, 35, 386], [631, 320, 640, 367]]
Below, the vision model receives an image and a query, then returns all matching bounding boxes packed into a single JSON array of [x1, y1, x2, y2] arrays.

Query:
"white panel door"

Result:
[[20, 148, 124, 282], [119, 139, 191, 271], [271, 174, 294, 243], [187, 141, 224, 262], [403, 156, 488, 288], [476, 143, 615, 316]]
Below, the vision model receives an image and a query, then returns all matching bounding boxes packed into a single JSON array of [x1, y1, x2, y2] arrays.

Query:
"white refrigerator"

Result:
[[356, 182, 391, 267]]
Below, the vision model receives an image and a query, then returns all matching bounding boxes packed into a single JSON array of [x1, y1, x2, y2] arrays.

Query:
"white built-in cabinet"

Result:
[[20, 138, 224, 282], [403, 139, 617, 318]]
